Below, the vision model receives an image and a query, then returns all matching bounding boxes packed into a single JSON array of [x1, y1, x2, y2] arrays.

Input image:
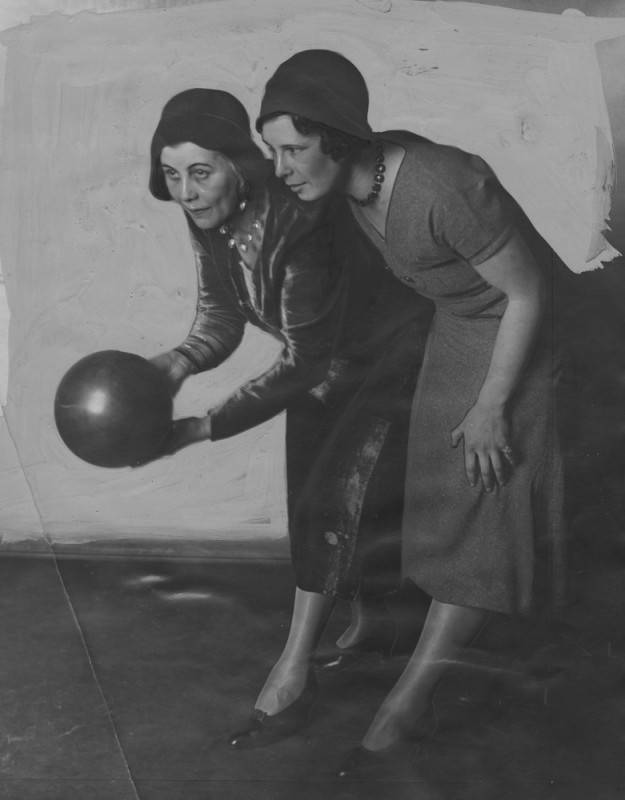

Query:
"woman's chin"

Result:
[[193, 218, 216, 230], [290, 185, 319, 203], [186, 212, 217, 229], [291, 183, 336, 204]]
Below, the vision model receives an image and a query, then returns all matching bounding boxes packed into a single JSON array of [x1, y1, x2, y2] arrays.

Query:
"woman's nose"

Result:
[[180, 177, 198, 202], [274, 153, 291, 179]]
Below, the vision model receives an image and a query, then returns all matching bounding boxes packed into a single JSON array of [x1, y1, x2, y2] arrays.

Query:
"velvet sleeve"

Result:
[[173, 231, 246, 372], [208, 220, 345, 440]]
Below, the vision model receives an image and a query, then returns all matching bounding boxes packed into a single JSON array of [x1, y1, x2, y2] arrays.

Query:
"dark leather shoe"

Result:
[[228, 672, 318, 750], [311, 646, 387, 673], [312, 622, 400, 672], [336, 708, 437, 779], [336, 742, 414, 780], [337, 745, 384, 779]]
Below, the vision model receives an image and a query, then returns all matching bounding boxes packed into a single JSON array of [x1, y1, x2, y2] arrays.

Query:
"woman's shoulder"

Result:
[[381, 130, 497, 193]]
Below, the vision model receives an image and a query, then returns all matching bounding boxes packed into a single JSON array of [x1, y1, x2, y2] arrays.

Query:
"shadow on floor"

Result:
[[2, 541, 625, 799]]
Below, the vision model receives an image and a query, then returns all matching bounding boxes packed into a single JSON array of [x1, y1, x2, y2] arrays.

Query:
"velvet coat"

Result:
[[174, 172, 432, 598]]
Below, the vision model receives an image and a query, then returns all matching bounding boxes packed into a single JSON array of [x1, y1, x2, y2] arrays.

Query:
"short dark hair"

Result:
[[259, 112, 369, 162]]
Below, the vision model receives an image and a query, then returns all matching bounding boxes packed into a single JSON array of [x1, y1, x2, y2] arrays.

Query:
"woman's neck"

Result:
[[343, 139, 406, 240], [343, 143, 380, 203]]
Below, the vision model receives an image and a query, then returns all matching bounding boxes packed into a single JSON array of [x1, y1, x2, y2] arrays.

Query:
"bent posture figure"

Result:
[[258, 50, 566, 770], [147, 88, 432, 747]]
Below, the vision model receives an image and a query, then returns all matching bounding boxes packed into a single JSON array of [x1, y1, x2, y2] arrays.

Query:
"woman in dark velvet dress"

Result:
[[147, 89, 432, 747], [258, 49, 565, 773]]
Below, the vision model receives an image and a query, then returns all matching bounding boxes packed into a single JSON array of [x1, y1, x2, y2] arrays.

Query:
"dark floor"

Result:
[[3, 535, 625, 800]]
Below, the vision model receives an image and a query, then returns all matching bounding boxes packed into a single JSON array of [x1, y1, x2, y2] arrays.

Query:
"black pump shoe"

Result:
[[336, 707, 437, 779], [228, 672, 318, 750], [337, 744, 394, 780], [336, 739, 416, 781], [336, 740, 419, 780], [312, 644, 392, 673], [312, 622, 400, 672]]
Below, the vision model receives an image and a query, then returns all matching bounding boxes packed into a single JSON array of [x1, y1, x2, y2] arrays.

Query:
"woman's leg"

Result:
[[361, 598, 488, 751], [254, 587, 333, 715], [334, 422, 411, 653], [335, 595, 389, 649]]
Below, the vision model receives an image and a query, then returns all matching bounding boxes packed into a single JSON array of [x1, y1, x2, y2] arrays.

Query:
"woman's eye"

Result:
[[193, 169, 210, 179], [163, 169, 178, 180]]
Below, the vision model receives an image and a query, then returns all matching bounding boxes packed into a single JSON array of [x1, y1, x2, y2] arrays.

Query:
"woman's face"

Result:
[[160, 143, 240, 229], [261, 115, 344, 202]]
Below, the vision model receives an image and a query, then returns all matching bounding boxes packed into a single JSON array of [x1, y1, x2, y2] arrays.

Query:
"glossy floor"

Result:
[[2, 541, 625, 800]]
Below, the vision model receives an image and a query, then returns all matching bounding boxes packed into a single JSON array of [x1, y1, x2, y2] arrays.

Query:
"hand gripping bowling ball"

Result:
[[54, 350, 173, 467]]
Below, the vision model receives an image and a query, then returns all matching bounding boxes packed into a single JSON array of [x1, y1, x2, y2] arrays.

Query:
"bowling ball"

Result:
[[54, 350, 173, 468]]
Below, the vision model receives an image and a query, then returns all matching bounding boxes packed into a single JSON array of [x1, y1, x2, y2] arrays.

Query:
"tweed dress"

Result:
[[351, 132, 565, 615]]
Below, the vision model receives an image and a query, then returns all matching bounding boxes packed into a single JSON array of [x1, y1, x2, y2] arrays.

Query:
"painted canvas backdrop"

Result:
[[0, 0, 623, 546]]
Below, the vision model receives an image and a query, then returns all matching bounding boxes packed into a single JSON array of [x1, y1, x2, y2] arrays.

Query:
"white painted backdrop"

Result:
[[0, 0, 623, 547]]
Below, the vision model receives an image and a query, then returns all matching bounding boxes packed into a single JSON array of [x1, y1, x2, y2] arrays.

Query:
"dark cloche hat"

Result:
[[149, 88, 264, 200], [257, 49, 372, 140]]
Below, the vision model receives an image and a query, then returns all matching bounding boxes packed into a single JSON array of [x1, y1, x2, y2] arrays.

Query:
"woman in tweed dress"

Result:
[[259, 49, 565, 769]]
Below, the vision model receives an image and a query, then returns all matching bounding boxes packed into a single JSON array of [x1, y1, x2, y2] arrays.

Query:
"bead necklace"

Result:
[[353, 140, 385, 207], [218, 200, 263, 253]]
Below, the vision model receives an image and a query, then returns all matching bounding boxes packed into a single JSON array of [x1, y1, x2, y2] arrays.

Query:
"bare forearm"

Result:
[[477, 291, 545, 411], [451, 231, 547, 490]]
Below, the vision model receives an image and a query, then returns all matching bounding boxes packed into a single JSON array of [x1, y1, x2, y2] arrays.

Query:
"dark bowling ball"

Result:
[[54, 350, 173, 468]]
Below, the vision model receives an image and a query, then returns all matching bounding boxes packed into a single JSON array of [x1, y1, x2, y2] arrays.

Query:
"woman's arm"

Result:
[[150, 230, 247, 396], [207, 222, 345, 440], [158, 216, 346, 455], [450, 231, 547, 491], [149, 349, 196, 396]]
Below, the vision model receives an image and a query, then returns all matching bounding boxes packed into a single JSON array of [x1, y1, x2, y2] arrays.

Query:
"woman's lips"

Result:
[[187, 207, 211, 215]]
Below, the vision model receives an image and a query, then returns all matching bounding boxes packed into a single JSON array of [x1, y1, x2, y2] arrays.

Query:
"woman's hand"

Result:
[[149, 350, 194, 396], [448, 233, 542, 492], [160, 416, 212, 457], [450, 402, 515, 492], [133, 416, 212, 466]]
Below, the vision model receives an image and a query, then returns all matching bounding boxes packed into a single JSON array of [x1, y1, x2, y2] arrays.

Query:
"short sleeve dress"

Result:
[[350, 132, 565, 615]]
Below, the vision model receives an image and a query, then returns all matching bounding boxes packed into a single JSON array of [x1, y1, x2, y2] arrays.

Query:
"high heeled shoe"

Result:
[[228, 671, 318, 750], [313, 593, 428, 673], [312, 644, 391, 673], [312, 619, 400, 673], [337, 744, 400, 780], [336, 706, 437, 779]]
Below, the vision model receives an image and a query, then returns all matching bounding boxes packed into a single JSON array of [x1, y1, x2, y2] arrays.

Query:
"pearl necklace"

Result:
[[353, 140, 385, 207], [218, 200, 262, 253]]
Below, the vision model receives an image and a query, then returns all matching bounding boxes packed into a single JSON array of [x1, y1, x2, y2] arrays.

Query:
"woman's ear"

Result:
[[233, 170, 251, 209]]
